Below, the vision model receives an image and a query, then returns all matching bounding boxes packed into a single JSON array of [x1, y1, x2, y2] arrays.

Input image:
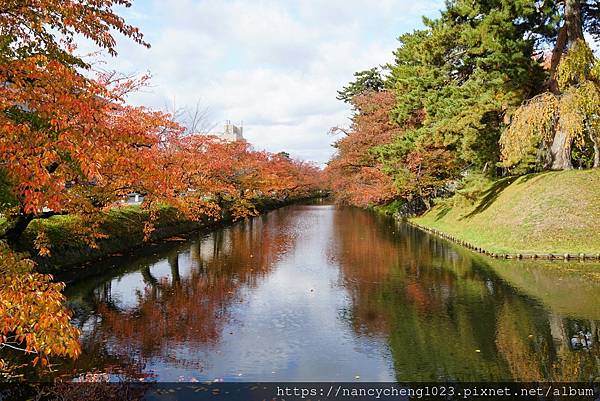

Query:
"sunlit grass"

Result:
[[412, 169, 600, 254]]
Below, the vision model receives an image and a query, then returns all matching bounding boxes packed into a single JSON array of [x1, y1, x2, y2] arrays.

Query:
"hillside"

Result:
[[412, 169, 600, 255]]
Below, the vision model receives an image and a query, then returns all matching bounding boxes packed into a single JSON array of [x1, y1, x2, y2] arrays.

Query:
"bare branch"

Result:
[[165, 98, 216, 135]]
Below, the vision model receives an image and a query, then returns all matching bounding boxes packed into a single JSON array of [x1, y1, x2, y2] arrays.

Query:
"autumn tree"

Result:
[[0, 0, 148, 66], [331, 0, 540, 207], [328, 0, 600, 210], [386, 0, 551, 173], [0, 243, 81, 371], [326, 91, 400, 207], [168, 136, 322, 221], [501, 43, 600, 171], [376, 141, 459, 210], [0, 61, 184, 250], [0, 0, 156, 371], [0, 0, 158, 245], [268, 155, 323, 200]]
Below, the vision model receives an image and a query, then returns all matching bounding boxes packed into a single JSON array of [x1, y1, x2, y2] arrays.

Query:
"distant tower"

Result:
[[222, 120, 244, 142], [203, 120, 245, 142]]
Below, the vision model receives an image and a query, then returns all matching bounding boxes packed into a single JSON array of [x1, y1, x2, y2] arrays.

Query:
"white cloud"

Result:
[[78, 0, 444, 164]]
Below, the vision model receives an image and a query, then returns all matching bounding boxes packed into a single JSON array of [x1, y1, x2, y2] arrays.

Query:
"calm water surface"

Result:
[[54, 204, 600, 381]]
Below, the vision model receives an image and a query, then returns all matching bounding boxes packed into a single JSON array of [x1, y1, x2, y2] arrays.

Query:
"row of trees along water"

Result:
[[326, 0, 600, 209], [0, 0, 323, 374]]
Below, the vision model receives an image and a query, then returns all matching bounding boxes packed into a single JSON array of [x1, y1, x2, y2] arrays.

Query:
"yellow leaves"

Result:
[[558, 83, 600, 151], [557, 39, 596, 91], [32, 356, 49, 368], [502, 62, 600, 171], [591, 61, 600, 82], [558, 89, 586, 148], [33, 229, 51, 256], [501, 38, 600, 171], [500, 92, 558, 168], [572, 81, 600, 117]]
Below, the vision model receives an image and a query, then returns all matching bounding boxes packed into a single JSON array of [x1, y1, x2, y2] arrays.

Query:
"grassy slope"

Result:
[[412, 169, 600, 254]]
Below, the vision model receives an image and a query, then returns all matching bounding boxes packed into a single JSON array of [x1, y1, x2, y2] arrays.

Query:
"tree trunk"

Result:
[[4, 209, 64, 247], [548, 0, 584, 170], [548, 0, 584, 92], [141, 265, 158, 287], [564, 0, 584, 47], [549, 128, 573, 170], [4, 210, 34, 247], [548, 25, 568, 93], [590, 130, 600, 168]]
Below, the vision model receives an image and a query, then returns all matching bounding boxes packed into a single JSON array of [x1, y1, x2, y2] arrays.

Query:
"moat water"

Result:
[[39, 203, 600, 381]]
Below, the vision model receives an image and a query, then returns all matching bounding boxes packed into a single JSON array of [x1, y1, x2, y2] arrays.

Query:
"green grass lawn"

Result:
[[412, 169, 600, 254]]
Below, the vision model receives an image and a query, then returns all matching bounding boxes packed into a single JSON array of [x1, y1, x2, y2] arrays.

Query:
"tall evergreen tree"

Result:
[[336, 68, 386, 104], [382, 0, 551, 173]]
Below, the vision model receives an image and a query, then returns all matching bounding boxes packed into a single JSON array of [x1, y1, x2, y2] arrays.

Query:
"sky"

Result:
[[79, 0, 444, 165]]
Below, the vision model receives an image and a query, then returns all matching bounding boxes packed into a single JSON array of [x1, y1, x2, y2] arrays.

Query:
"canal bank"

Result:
[[21, 196, 321, 273], [406, 169, 600, 258]]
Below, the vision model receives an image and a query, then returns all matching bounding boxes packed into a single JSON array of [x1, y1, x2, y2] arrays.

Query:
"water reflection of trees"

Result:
[[332, 208, 600, 381], [482, 259, 600, 381], [63, 210, 298, 376]]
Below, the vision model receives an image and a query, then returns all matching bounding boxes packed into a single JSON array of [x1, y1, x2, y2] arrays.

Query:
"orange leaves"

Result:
[[32, 356, 47, 368], [158, 134, 323, 225], [0, 243, 81, 370], [0, 0, 323, 256], [0, 54, 186, 250], [399, 144, 458, 201], [1, 49, 323, 251], [0, 0, 149, 63], [326, 91, 400, 207]]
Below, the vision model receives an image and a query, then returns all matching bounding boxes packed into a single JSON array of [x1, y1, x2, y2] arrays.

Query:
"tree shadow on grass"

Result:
[[516, 170, 551, 184], [461, 176, 520, 219], [434, 205, 452, 221]]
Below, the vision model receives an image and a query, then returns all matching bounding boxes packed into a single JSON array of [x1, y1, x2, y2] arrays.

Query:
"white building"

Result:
[[203, 121, 245, 142]]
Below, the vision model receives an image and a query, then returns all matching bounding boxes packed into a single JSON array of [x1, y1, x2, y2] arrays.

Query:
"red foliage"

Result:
[[0, 57, 323, 250], [0, 0, 149, 60], [396, 143, 459, 206], [325, 91, 400, 207], [159, 135, 324, 222]]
